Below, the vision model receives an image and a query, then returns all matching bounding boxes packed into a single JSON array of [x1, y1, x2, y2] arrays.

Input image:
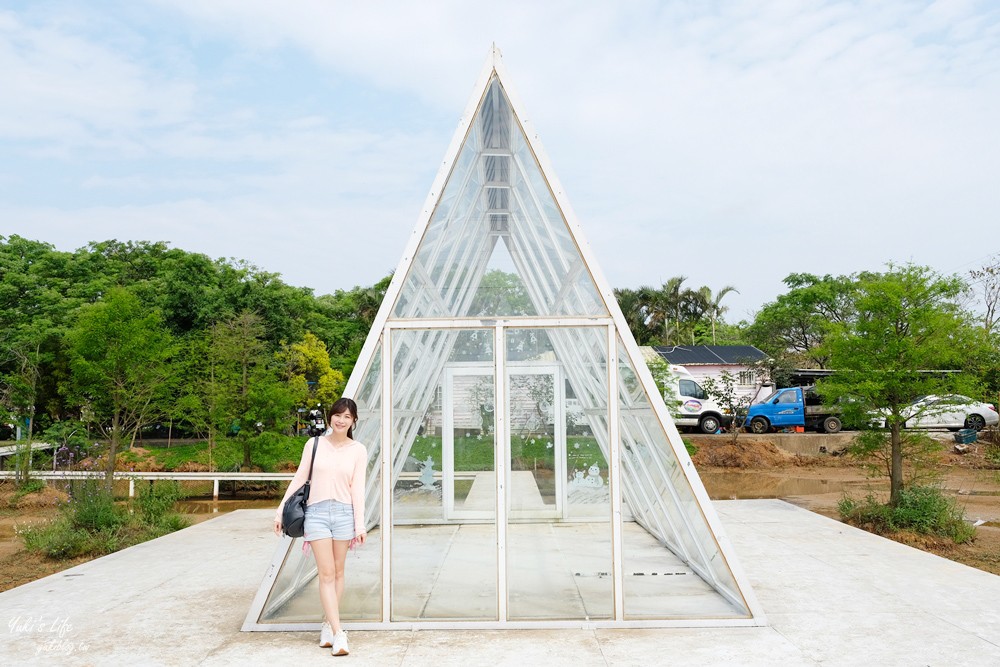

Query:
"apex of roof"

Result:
[[650, 345, 770, 366]]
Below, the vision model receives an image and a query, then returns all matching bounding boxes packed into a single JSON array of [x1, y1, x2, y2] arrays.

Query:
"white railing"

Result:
[[0, 442, 55, 457], [0, 470, 294, 499]]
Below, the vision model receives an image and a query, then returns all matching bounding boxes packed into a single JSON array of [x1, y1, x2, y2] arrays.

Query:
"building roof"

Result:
[[651, 345, 770, 366]]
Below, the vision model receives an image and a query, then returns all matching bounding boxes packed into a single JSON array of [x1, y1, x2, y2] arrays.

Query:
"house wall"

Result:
[[683, 364, 769, 402]]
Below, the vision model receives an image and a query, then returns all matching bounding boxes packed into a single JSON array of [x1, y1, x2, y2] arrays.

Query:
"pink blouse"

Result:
[[275, 437, 367, 534]]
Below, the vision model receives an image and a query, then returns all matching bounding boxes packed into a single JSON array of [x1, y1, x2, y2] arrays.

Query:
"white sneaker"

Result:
[[331, 630, 349, 656], [319, 622, 334, 648]]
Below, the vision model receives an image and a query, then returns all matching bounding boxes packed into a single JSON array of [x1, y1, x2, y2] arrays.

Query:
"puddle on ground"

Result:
[[700, 472, 879, 500], [175, 498, 279, 514]]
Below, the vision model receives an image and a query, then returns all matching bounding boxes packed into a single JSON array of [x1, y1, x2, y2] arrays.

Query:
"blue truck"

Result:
[[744, 385, 843, 434]]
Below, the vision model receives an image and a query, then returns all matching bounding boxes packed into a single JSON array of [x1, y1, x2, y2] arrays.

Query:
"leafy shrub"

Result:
[[135, 480, 186, 525], [69, 480, 125, 532], [986, 444, 1000, 467], [21, 517, 93, 559], [145, 513, 190, 538], [249, 432, 307, 471], [20, 479, 189, 560], [839, 485, 976, 544]]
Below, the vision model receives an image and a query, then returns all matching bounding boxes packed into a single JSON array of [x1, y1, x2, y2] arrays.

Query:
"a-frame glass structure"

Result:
[[244, 47, 764, 630]]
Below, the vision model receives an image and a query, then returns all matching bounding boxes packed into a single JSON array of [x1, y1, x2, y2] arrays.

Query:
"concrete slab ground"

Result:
[[2, 499, 999, 666]]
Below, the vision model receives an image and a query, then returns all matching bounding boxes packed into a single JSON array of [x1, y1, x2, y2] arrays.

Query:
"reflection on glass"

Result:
[[506, 327, 613, 620], [616, 339, 749, 619], [390, 329, 497, 621], [259, 346, 383, 623], [391, 77, 608, 320]]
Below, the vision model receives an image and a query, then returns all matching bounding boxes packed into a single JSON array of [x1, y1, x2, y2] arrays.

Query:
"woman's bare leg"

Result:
[[332, 539, 351, 606], [311, 538, 342, 632]]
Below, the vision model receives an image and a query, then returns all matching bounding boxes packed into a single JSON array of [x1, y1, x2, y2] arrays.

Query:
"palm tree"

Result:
[[614, 287, 653, 345], [700, 285, 739, 344]]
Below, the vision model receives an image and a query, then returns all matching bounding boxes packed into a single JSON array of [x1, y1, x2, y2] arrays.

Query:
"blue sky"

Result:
[[2, 1, 999, 321]]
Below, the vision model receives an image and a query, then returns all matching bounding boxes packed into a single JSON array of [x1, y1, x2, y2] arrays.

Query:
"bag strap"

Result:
[[304, 436, 320, 487]]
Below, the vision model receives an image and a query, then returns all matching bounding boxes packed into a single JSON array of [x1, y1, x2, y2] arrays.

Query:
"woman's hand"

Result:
[[273, 518, 283, 537], [356, 531, 367, 546]]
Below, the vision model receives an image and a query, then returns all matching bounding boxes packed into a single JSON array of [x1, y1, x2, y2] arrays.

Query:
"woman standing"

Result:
[[274, 397, 367, 656]]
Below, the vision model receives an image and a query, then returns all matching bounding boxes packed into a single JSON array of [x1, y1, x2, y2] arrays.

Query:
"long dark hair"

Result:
[[329, 397, 359, 439]]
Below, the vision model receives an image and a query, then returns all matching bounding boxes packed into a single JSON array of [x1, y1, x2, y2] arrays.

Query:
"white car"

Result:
[[895, 394, 999, 431]]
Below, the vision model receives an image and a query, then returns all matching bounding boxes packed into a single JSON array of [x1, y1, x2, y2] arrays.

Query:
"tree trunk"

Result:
[[105, 414, 121, 492], [25, 413, 34, 483], [889, 422, 904, 505], [208, 428, 215, 472]]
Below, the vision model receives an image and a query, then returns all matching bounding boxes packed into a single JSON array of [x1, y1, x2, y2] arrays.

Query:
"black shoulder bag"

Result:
[[281, 436, 320, 538]]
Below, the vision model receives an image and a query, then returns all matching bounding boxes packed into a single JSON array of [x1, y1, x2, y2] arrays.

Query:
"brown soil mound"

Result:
[[692, 440, 809, 468], [888, 529, 962, 554], [175, 461, 210, 472], [76, 449, 165, 472], [11, 486, 69, 509]]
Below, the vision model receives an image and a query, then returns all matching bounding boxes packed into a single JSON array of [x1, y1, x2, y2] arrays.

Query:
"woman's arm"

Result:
[[274, 439, 314, 521], [351, 444, 367, 534]]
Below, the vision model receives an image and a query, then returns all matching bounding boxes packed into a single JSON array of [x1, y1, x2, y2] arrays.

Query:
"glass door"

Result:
[[443, 365, 496, 521], [506, 365, 564, 520]]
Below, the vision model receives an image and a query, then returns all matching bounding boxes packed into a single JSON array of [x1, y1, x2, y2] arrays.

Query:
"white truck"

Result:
[[662, 364, 730, 434]]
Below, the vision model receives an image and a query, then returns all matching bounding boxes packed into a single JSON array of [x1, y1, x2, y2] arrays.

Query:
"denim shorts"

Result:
[[303, 499, 355, 542]]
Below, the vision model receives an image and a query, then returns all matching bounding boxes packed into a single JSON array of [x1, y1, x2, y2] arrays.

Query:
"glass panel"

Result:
[[390, 329, 497, 621], [506, 327, 612, 621], [259, 344, 383, 623], [390, 76, 608, 320], [617, 339, 750, 619]]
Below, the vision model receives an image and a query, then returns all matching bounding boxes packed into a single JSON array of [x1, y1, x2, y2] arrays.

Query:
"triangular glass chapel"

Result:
[[244, 47, 764, 630]]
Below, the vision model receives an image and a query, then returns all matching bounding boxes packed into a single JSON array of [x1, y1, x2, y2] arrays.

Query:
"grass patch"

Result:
[[19, 480, 192, 560], [407, 434, 606, 474], [838, 485, 976, 544], [683, 438, 697, 457]]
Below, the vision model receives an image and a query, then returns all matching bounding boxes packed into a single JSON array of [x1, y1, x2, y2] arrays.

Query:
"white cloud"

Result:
[[4, 1, 1000, 318], [0, 10, 195, 151]]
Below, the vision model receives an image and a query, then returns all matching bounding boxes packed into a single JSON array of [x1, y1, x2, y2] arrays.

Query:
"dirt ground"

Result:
[[1, 437, 998, 592], [693, 437, 1000, 576]]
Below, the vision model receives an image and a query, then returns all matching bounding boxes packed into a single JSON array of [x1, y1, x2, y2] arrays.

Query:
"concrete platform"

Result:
[[2, 500, 999, 666]]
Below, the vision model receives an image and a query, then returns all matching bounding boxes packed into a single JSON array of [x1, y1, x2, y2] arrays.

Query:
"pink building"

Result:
[[649, 345, 771, 402]]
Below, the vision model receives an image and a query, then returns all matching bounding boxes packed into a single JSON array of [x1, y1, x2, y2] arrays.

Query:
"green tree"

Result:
[[66, 288, 177, 489], [312, 274, 391, 377], [614, 287, 655, 345], [747, 273, 857, 368], [969, 254, 1000, 340], [207, 312, 296, 468], [698, 285, 739, 345], [819, 264, 984, 505], [0, 236, 77, 444], [281, 331, 346, 417], [701, 371, 755, 445], [469, 269, 535, 316], [616, 279, 744, 347]]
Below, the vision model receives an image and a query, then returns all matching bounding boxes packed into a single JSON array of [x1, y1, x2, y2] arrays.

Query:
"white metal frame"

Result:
[[505, 362, 564, 521], [243, 46, 765, 632], [443, 363, 496, 521]]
